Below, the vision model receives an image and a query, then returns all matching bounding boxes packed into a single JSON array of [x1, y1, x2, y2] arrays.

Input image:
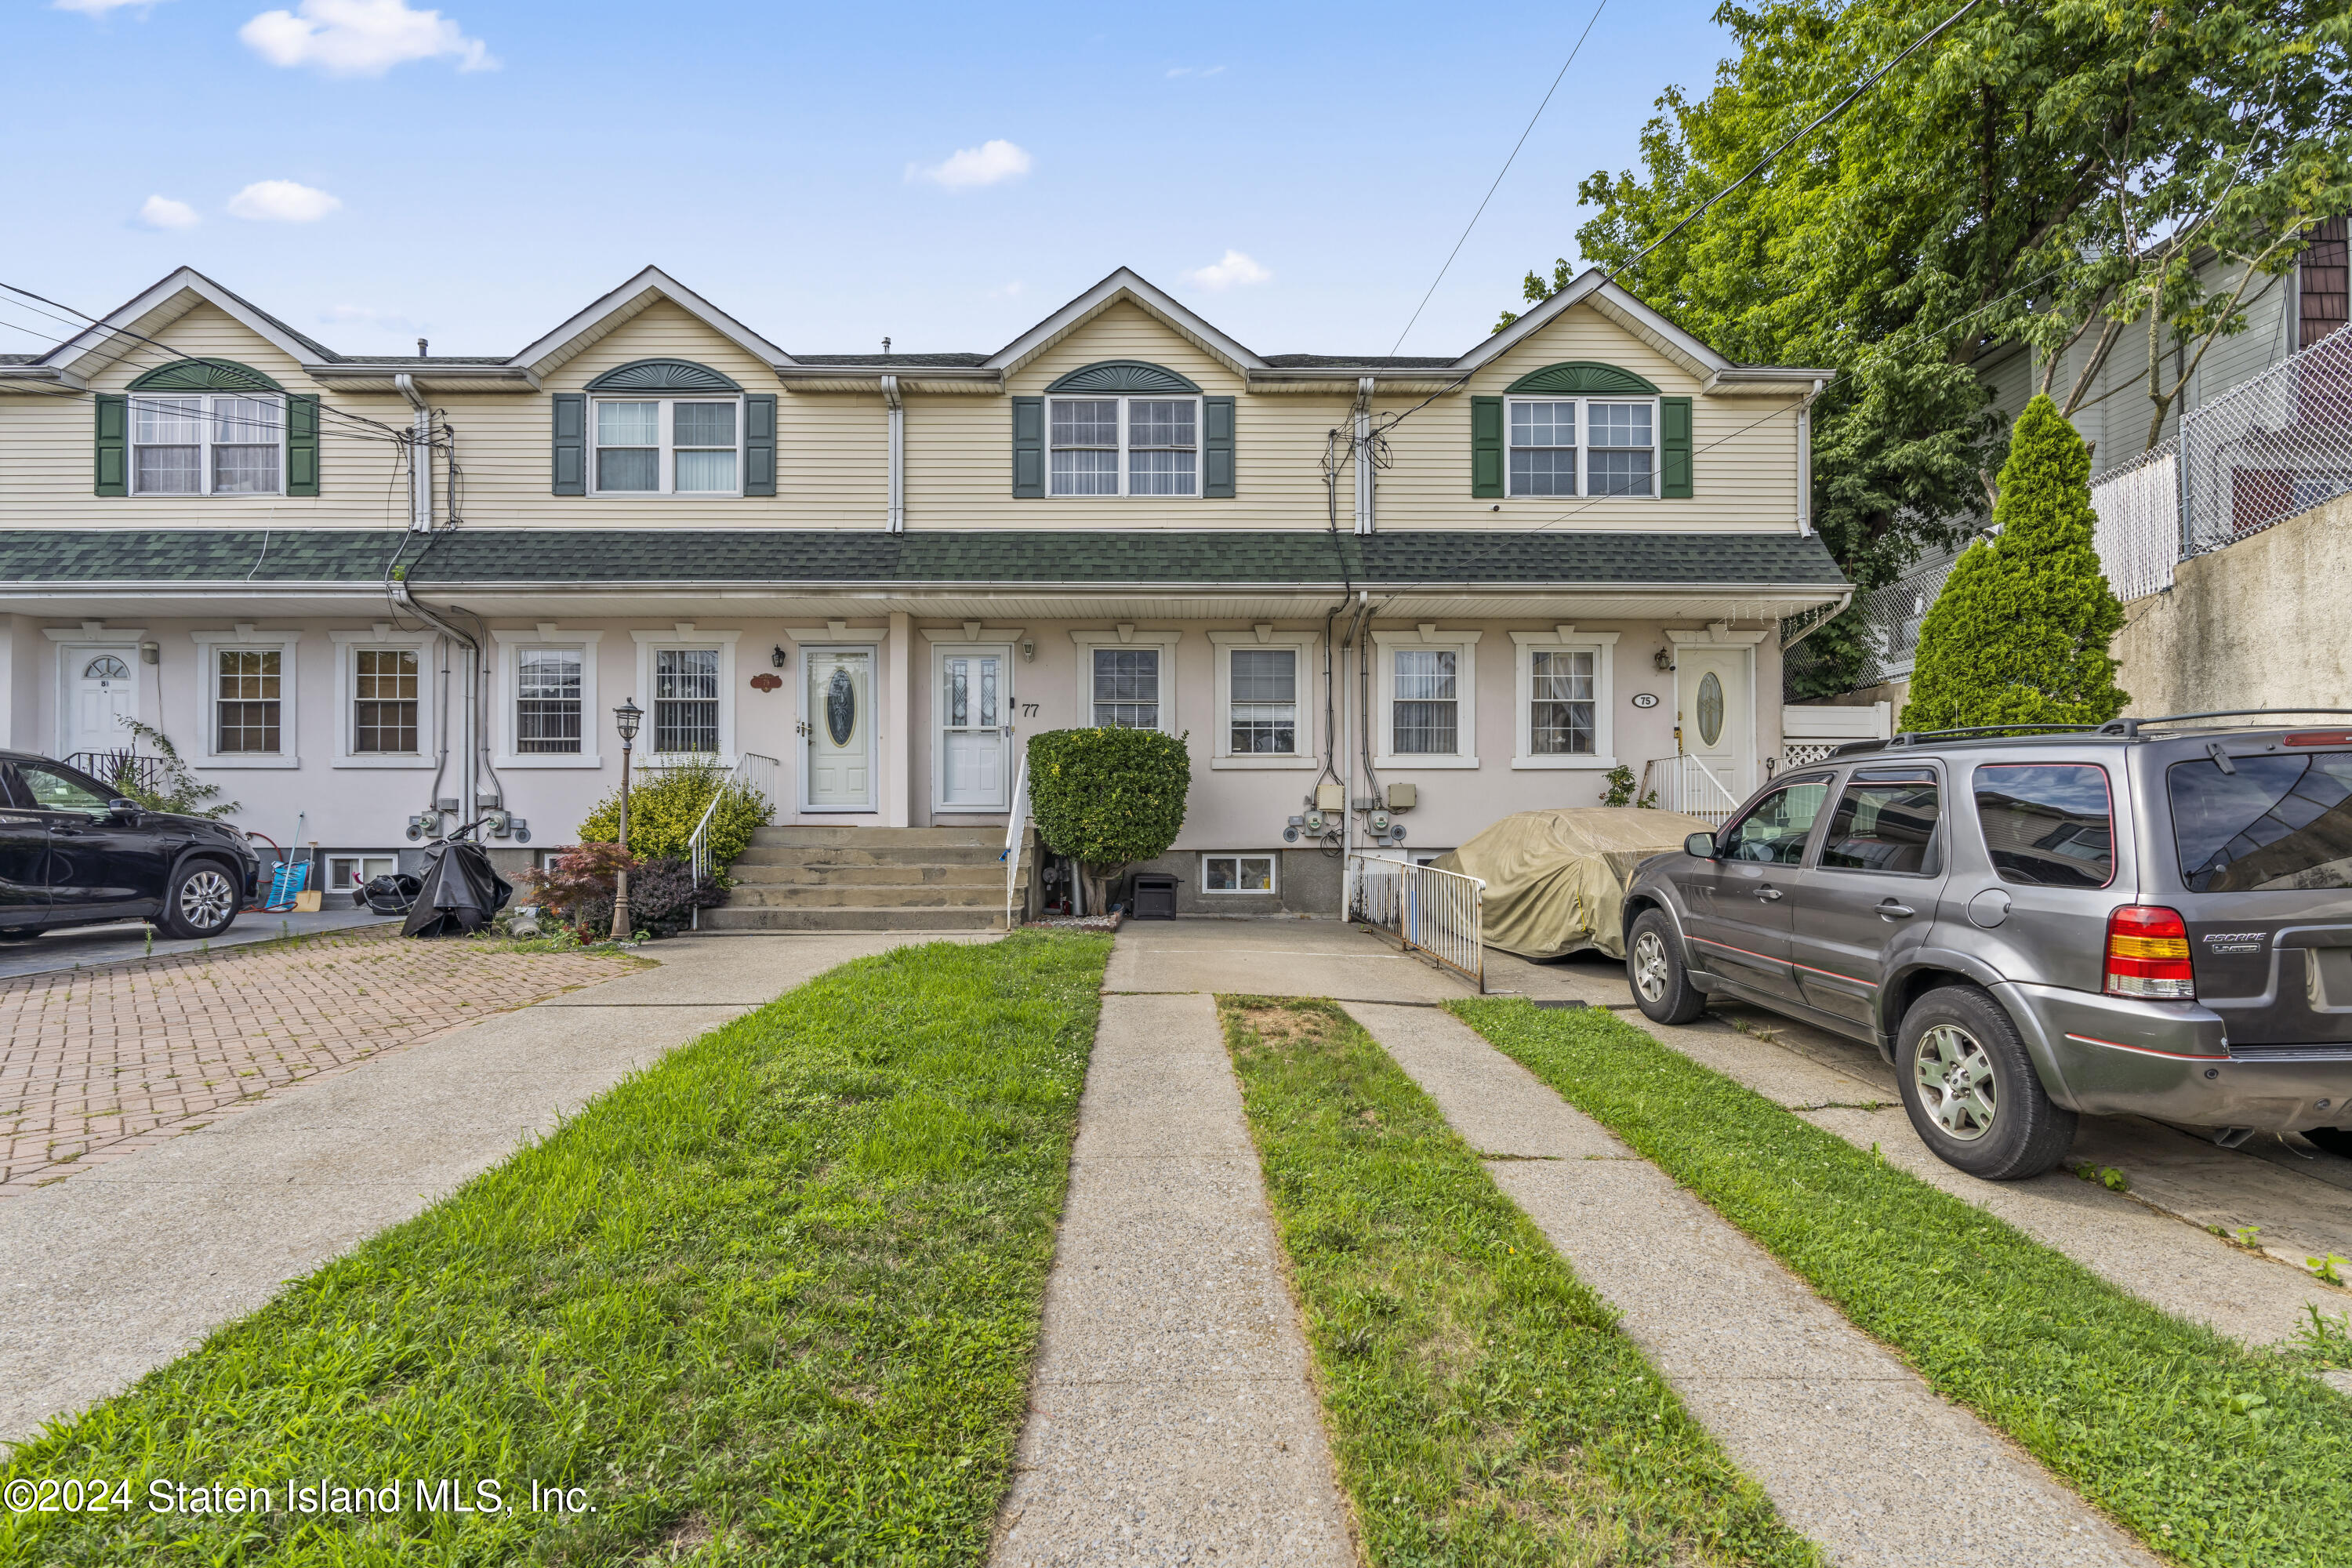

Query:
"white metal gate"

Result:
[[1348, 854, 1486, 991]]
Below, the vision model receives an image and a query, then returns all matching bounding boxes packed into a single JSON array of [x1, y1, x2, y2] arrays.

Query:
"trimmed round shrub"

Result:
[[1027, 727, 1191, 913], [575, 760, 768, 877]]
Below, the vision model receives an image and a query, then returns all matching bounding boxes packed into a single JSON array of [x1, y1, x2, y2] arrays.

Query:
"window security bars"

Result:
[[516, 648, 584, 753], [1093, 648, 1160, 728], [1348, 855, 1485, 992], [653, 648, 720, 754]]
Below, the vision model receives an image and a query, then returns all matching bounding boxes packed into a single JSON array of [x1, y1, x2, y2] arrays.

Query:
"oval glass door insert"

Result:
[[1697, 672, 1724, 747], [826, 667, 856, 746]]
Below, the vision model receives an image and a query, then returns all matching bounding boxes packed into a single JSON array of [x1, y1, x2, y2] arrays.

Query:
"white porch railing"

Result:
[[1641, 753, 1744, 826], [1002, 754, 1030, 929], [1348, 854, 1486, 992], [687, 752, 781, 886]]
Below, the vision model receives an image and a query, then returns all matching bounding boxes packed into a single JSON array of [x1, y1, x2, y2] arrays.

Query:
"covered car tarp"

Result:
[[401, 839, 513, 938], [1432, 808, 1715, 960]]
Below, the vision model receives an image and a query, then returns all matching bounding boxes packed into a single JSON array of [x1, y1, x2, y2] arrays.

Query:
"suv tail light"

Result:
[[2105, 906, 2195, 1000]]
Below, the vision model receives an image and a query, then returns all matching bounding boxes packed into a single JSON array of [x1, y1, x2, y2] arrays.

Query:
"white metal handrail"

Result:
[[1002, 754, 1030, 929], [1348, 854, 1486, 992], [687, 752, 780, 886], [1640, 753, 1744, 826]]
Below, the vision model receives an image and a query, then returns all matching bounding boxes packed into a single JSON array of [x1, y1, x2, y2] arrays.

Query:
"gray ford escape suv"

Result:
[[1619, 713, 2352, 1180]]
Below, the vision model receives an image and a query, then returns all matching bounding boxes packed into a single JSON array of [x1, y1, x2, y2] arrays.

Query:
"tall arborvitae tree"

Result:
[[1900, 397, 2128, 731]]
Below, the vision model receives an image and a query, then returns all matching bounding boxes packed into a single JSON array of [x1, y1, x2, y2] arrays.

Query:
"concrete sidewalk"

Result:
[[0, 906, 390, 983], [990, 992, 1353, 1568], [0, 930, 992, 1449]]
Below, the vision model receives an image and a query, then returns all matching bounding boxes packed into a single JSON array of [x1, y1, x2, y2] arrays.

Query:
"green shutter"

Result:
[[94, 394, 127, 496], [1203, 395, 1236, 498], [551, 393, 586, 496], [744, 394, 777, 496], [1011, 396, 1045, 498], [1661, 395, 1693, 498], [1471, 395, 1504, 498], [285, 394, 320, 497]]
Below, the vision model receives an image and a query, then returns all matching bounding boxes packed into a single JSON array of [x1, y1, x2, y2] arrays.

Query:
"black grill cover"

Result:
[[401, 840, 514, 938]]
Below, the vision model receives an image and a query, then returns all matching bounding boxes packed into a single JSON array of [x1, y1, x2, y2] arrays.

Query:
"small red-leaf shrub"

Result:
[[520, 844, 721, 938]]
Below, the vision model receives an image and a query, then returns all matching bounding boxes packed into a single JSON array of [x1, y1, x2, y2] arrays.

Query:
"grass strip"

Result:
[[1220, 997, 1820, 1568], [1457, 997, 2352, 1568], [2, 932, 1111, 1566]]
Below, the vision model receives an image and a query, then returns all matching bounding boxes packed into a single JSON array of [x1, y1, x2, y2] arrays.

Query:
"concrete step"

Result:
[[732, 844, 1008, 869], [724, 883, 1004, 909], [700, 905, 1003, 932], [752, 826, 1003, 849], [731, 862, 1006, 887]]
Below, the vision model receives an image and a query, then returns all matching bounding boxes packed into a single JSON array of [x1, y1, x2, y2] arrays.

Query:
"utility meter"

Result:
[[1369, 811, 1392, 835], [1304, 811, 1327, 836]]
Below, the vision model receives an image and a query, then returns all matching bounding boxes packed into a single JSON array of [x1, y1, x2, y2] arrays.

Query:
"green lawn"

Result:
[[1221, 998, 1820, 1568], [1457, 997, 2352, 1568], [2, 932, 1111, 1566]]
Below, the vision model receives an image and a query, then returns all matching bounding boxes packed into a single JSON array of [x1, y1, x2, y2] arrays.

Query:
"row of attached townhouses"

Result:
[[0, 264, 1846, 920]]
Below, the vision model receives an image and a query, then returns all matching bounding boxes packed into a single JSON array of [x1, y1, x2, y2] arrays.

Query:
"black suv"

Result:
[[1621, 714, 2352, 1180], [0, 750, 260, 942]]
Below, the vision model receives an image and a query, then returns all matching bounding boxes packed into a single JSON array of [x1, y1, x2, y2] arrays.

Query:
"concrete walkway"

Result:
[[0, 930, 990, 1449], [1347, 1000, 2161, 1568], [990, 992, 1354, 1568]]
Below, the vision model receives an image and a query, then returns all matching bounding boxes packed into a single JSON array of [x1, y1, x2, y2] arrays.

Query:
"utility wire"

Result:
[[1388, 0, 1610, 356]]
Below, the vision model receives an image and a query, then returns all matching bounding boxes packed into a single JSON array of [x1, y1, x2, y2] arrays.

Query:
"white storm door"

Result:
[[804, 648, 877, 811], [64, 650, 136, 760], [1677, 646, 1752, 800], [937, 648, 1011, 811]]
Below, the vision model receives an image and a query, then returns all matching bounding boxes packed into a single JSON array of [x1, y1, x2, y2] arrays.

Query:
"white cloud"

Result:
[[1166, 64, 1225, 78], [1185, 249, 1272, 290], [906, 139, 1032, 189], [54, 0, 165, 14], [227, 180, 343, 222], [135, 194, 200, 230], [240, 0, 495, 76], [989, 281, 1025, 299]]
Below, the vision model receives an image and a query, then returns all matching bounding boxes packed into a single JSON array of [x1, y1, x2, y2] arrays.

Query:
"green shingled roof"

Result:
[[0, 529, 1847, 590]]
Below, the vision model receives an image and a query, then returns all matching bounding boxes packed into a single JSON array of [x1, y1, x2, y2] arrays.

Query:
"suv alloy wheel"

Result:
[[1895, 985, 2076, 1180], [161, 859, 240, 941], [1627, 909, 1708, 1025]]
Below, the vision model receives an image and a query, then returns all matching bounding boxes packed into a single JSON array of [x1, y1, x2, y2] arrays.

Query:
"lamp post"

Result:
[[611, 699, 643, 940]]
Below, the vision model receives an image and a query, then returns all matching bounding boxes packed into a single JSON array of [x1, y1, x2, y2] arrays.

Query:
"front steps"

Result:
[[702, 825, 1027, 932]]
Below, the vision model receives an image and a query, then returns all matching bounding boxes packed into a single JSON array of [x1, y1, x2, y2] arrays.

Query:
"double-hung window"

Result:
[[1392, 650, 1458, 754], [593, 398, 742, 495], [516, 648, 584, 754], [1506, 397, 1655, 498], [1092, 648, 1161, 728], [132, 393, 283, 495], [216, 649, 282, 754], [352, 649, 419, 754], [1051, 397, 1200, 496], [1528, 650, 1596, 756], [1229, 650, 1297, 754], [653, 648, 721, 754]]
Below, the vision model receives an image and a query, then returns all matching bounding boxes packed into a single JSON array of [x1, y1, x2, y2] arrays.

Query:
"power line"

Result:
[[1388, 0, 1610, 356]]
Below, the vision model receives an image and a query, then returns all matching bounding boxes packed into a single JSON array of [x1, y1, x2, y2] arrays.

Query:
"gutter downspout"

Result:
[[1796, 377, 1821, 537], [882, 374, 905, 533], [1353, 376, 1376, 535], [392, 376, 488, 822], [395, 375, 432, 533]]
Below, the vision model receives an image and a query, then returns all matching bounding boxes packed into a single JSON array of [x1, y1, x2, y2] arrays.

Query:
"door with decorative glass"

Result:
[[1675, 647, 1751, 800], [936, 647, 1011, 811], [63, 651, 136, 761], [802, 648, 875, 811]]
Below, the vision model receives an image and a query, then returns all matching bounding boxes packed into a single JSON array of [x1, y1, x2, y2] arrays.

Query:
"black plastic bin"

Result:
[[1130, 873, 1178, 920]]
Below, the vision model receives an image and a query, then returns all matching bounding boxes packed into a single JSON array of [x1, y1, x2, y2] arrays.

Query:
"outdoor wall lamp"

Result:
[[771, 644, 789, 668], [1021, 639, 1036, 662], [1653, 646, 1676, 672]]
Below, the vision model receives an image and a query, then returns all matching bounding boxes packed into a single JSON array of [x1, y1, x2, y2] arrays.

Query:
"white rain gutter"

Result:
[[1353, 376, 1376, 535], [1797, 377, 1823, 537], [881, 373, 906, 533]]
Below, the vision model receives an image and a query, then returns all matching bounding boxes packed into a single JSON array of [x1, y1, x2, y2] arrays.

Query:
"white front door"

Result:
[[804, 648, 875, 811], [937, 647, 1011, 811], [63, 649, 136, 760], [1677, 646, 1753, 802]]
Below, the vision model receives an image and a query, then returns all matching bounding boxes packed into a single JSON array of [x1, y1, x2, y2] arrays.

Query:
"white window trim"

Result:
[[189, 627, 301, 768], [1206, 630, 1318, 770], [128, 390, 288, 499], [630, 629, 739, 764], [927, 639, 1019, 815], [44, 626, 148, 761], [1199, 851, 1279, 895], [1510, 629, 1621, 769], [328, 627, 437, 769], [1046, 394, 1204, 499], [1371, 628, 1480, 771], [491, 627, 604, 769], [587, 394, 746, 499], [1504, 394, 1660, 500], [1069, 629, 1182, 736]]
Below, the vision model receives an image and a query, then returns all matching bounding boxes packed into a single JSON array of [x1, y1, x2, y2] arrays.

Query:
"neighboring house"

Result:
[[0, 265, 1844, 918]]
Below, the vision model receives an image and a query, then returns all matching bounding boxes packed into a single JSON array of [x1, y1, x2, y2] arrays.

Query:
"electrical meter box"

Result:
[[1314, 781, 1346, 812]]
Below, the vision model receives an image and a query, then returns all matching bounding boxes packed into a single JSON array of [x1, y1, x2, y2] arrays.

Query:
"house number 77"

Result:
[[1021, 703, 1038, 718]]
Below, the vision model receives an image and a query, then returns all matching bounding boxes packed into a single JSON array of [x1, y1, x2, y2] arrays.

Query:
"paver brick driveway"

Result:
[[0, 927, 642, 1193]]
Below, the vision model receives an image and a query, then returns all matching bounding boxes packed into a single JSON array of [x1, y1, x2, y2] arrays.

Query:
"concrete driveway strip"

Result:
[[1345, 1000, 2162, 1568], [0, 931, 992, 1450], [990, 991, 1354, 1568]]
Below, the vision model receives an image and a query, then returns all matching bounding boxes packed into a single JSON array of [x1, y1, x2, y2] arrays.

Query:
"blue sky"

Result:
[[3, 0, 1733, 360]]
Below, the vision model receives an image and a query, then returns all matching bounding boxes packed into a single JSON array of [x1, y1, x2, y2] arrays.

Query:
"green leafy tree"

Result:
[[576, 760, 769, 877], [1026, 728, 1191, 916], [1900, 396, 2127, 731], [1513, 0, 2352, 692]]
